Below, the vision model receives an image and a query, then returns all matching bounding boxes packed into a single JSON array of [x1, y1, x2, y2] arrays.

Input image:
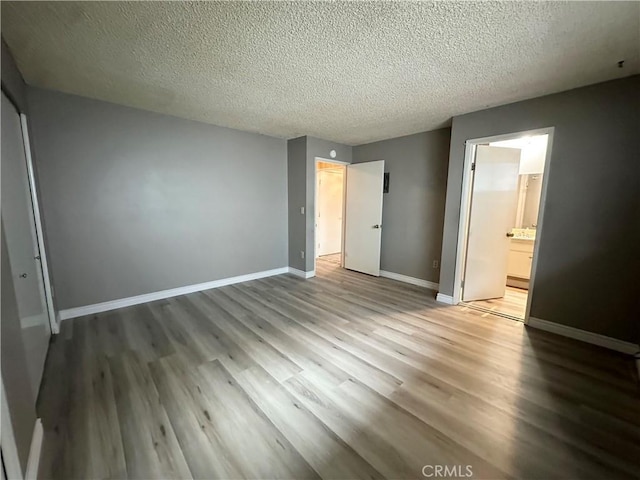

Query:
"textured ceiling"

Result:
[[2, 1, 639, 145]]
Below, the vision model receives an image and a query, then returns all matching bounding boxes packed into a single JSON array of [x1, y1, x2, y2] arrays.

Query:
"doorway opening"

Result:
[[312, 157, 385, 277], [314, 159, 347, 270], [454, 128, 553, 322]]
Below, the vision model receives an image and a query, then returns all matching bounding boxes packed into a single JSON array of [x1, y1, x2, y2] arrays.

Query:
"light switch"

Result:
[[300, 207, 305, 215]]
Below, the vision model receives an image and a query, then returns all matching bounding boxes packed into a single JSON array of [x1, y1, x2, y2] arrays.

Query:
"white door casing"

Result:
[[344, 160, 384, 276], [1, 92, 52, 396], [462, 146, 521, 302], [21, 113, 58, 334]]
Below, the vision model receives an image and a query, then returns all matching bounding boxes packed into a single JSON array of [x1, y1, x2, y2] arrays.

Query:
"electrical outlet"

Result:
[[432, 260, 439, 269], [300, 251, 305, 259]]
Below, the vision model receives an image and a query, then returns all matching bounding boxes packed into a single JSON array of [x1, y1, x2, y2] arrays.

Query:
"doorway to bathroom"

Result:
[[454, 128, 553, 321], [315, 160, 346, 269]]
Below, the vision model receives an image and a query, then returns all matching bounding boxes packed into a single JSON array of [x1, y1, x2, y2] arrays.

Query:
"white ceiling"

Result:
[[2, 1, 638, 145]]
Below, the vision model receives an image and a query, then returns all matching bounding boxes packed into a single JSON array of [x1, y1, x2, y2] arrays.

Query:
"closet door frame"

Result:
[[2, 88, 58, 334], [19, 112, 58, 334]]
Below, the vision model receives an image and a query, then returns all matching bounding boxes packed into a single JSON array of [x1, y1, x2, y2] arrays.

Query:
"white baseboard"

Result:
[[59, 267, 289, 321], [380, 270, 438, 290], [26, 418, 43, 480], [20, 313, 49, 329], [288, 267, 315, 279], [436, 293, 454, 305], [527, 317, 638, 355]]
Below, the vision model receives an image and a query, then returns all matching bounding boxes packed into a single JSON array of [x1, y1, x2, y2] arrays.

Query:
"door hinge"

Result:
[[461, 280, 465, 288], [471, 163, 476, 171]]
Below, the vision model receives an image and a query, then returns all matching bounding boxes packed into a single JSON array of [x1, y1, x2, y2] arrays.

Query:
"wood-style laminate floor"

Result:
[[37, 258, 640, 479], [464, 287, 528, 320]]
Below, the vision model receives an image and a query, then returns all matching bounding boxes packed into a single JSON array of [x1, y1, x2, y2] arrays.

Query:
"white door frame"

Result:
[[453, 127, 555, 324], [19, 114, 59, 334], [313, 157, 348, 269], [2, 90, 57, 334]]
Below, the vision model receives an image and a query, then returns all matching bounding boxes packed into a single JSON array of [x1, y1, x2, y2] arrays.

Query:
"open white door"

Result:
[[463, 146, 520, 302], [344, 160, 384, 276]]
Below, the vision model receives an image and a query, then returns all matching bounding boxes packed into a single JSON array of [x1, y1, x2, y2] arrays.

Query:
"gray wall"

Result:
[[353, 128, 450, 284], [287, 137, 307, 270], [439, 75, 640, 343], [287, 135, 352, 272], [27, 87, 288, 310]]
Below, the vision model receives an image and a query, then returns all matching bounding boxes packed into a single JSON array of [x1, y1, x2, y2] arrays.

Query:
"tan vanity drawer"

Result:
[[510, 239, 535, 254]]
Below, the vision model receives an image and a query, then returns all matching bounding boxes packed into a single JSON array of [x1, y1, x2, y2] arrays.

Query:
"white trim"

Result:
[[452, 139, 476, 306], [380, 270, 438, 290], [20, 313, 49, 330], [313, 157, 348, 270], [436, 293, 454, 305], [25, 419, 43, 480], [288, 267, 316, 279], [59, 267, 289, 320], [20, 114, 59, 335], [522, 130, 554, 324], [528, 317, 638, 354], [452, 127, 555, 325]]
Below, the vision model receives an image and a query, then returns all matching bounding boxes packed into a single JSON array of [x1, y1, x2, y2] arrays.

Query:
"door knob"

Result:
[[19, 273, 28, 278], [372, 224, 381, 229], [506, 232, 514, 238]]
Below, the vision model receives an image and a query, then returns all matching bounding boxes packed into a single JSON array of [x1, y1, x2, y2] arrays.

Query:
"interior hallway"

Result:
[[36, 256, 640, 479]]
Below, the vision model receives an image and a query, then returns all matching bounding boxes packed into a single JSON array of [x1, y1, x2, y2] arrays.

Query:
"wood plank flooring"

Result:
[[37, 258, 640, 479], [464, 286, 528, 320]]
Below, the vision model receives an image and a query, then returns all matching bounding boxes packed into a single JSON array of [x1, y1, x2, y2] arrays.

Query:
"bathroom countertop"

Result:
[[510, 228, 536, 241]]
